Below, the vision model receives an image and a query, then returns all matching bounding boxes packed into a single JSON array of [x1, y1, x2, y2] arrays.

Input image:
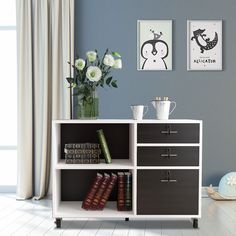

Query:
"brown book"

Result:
[[117, 172, 125, 211], [90, 173, 110, 210], [82, 173, 103, 210], [98, 173, 117, 210]]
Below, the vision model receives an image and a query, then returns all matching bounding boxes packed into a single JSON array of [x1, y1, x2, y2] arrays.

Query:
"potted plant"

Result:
[[66, 49, 122, 119]]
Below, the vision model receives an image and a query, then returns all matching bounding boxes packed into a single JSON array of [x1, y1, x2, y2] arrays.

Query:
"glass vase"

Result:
[[76, 90, 99, 119]]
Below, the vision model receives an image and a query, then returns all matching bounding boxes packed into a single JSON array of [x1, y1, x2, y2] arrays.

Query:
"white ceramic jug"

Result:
[[131, 105, 148, 120], [151, 100, 176, 120]]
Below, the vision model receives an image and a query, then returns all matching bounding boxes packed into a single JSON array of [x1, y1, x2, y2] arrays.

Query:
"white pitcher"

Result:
[[151, 100, 176, 120]]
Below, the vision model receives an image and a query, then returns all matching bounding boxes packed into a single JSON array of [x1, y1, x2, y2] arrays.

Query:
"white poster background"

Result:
[[187, 20, 222, 70], [137, 20, 172, 71]]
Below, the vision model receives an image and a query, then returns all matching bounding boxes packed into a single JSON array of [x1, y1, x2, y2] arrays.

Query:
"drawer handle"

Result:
[[160, 179, 169, 183], [160, 153, 178, 158], [160, 171, 177, 183], [160, 179, 177, 183], [170, 154, 178, 157], [160, 130, 178, 135]]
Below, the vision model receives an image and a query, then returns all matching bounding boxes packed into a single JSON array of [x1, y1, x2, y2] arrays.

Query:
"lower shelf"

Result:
[[54, 201, 134, 218], [54, 201, 200, 219]]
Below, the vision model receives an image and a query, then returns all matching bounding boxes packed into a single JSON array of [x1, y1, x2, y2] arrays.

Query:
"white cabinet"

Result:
[[52, 119, 202, 229]]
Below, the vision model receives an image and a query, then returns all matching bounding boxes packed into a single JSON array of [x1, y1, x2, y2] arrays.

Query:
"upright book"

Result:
[[98, 173, 118, 210], [97, 129, 112, 164], [82, 173, 103, 210], [117, 172, 125, 211], [124, 172, 132, 211], [90, 173, 110, 210]]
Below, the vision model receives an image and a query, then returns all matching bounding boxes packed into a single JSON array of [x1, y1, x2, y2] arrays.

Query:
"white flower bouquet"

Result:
[[66, 49, 122, 118]]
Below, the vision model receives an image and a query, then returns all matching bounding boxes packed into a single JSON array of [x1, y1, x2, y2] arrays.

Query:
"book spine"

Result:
[[90, 173, 110, 210], [65, 143, 100, 149], [98, 173, 117, 210], [64, 148, 101, 155], [65, 153, 100, 164], [82, 173, 103, 210], [125, 172, 132, 211], [65, 154, 100, 158], [117, 172, 125, 211], [65, 159, 73, 164], [90, 158, 100, 164], [97, 129, 112, 164]]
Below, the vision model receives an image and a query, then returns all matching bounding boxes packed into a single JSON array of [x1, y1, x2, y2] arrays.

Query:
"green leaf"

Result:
[[66, 77, 74, 84], [100, 78, 104, 86], [106, 76, 113, 85], [111, 80, 118, 88], [72, 83, 77, 88], [112, 51, 121, 58]]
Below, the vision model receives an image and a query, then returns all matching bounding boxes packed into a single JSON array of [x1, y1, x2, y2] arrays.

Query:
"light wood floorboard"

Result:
[[0, 195, 235, 236]]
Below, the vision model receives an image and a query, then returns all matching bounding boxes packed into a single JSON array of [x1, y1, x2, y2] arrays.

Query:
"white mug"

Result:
[[151, 100, 176, 120], [131, 105, 148, 120]]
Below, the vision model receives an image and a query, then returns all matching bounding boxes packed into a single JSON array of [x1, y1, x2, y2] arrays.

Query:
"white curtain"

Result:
[[16, 0, 74, 199]]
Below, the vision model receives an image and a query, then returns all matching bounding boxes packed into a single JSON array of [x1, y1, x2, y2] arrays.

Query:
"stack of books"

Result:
[[117, 172, 132, 211], [82, 172, 118, 210], [64, 143, 101, 164]]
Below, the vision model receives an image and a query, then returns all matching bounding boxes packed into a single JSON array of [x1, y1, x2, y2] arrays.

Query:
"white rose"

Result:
[[86, 51, 97, 62], [103, 54, 115, 67], [86, 66, 102, 82], [75, 58, 85, 70], [113, 59, 122, 69]]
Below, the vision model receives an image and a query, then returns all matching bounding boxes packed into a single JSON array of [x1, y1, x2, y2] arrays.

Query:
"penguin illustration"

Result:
[[141, 29, 169, 70]]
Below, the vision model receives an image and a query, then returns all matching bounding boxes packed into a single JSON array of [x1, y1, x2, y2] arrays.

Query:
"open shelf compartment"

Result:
[[55, 201, 134, 218], [53, 169, 134, 218], [53, 122, 136, 166]]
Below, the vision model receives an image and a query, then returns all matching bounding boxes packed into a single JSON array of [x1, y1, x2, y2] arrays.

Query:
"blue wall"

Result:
[[75, 0, 236, 186]]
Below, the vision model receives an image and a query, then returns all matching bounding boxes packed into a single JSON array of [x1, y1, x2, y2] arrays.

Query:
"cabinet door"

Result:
[[137, 147, 199, 166], [137, 124, 199, 143], [137, 170, 199, 215]]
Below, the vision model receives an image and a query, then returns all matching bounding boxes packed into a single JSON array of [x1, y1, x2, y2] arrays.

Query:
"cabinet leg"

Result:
[[55, 218, 62, 228], [125, 218, 129, 221], [192, 218, 198, 229]]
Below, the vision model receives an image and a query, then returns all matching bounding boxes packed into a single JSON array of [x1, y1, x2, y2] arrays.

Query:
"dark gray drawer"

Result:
[[137, 124, 199, 143], [137, 147, 199, 166], [137, 169, 199, 215]]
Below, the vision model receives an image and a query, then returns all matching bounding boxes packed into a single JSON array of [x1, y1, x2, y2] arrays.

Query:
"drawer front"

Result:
[[137, 147, 199, 166], [137, 124, 199, 143], [137, 170, 199, 215]]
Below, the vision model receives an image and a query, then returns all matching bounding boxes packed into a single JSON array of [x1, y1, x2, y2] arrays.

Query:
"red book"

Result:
[[82, 173, 103, 210], [117, 172, 125, 211], [98, 173, 118, 210], [90, 173, 110, 210]]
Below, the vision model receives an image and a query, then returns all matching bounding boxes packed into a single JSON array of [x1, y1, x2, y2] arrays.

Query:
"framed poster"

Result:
[[187, 20, 222, 71], [137, 20, 172, 71]]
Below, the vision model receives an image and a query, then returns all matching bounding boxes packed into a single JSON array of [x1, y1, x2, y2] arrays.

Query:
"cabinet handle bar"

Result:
[[160, 179, 178, 183]]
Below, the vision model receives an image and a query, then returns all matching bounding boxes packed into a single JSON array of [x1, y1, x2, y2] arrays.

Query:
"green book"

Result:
[[97, 129, 112, 164]]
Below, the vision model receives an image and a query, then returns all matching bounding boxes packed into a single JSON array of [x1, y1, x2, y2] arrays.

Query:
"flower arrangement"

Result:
[[66, 49, 122, 118]]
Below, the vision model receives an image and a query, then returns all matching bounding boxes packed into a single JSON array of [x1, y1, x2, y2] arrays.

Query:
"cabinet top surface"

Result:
[[53, 119, 202, 124]]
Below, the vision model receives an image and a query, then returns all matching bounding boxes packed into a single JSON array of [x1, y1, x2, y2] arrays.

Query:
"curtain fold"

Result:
[[16, 0, 74, 199]]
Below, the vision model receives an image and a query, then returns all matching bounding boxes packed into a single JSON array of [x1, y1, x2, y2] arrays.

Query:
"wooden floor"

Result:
[[0, 195, 235, 236]]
